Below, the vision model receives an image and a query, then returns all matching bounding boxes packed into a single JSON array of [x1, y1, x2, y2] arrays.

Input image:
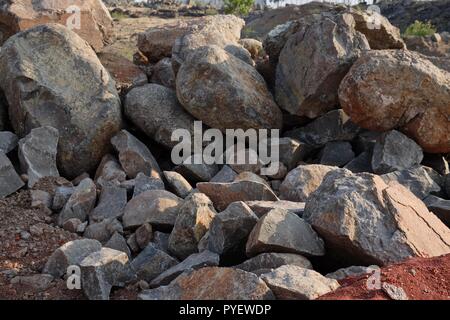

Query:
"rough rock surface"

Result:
[[246, 209, 325, 257], [261, 265, 340, 300], [163, 171, 192, 198], [235, 253, 313, 274], [43, 239, 102, 278], [151, 58, 176, 89], [339, 50, 450, 153], [122, 190, 183, 229], [304, 169, 450, 265], [197, 180, 279, 212], [245, 200, 305, 218], [80, 247, 135, 300], [0, 24, 122, 177], [280, 164, 338, 202], [168, 193, 216, 260], [150, 250, 220, 287], [371, 130, 423, 174], [58, 178, 97, 226], [275, 12, 370, 118], [176, 45, 282, 131], [0, 152, 24, 198], [111, 130, 162, 179], [18, 126, 59, 187], [131, 243, 179, 282], [0, 131, 18, 154], [139, 267, 274, 300], [0, 0, 113, 51], [124, 84, 195, 149]]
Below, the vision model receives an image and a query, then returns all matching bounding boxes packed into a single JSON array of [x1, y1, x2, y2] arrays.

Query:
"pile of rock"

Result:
[[0, 1, 449, 300]]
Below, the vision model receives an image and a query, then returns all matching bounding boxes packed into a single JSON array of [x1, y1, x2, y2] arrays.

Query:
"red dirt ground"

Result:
[[320, 254, 450, 300]]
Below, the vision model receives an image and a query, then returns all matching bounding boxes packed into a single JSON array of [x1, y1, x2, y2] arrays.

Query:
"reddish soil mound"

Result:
[[0, 190, 138, 300], [320, 254, 450, 300]]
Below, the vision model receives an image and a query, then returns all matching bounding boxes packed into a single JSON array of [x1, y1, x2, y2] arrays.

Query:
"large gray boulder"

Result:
[[0, 24, 122, 178], [339, 50, 450, 153], [176, 45, 282, 131], [18, 126, 59, 187], [124, 84, 196, 149], [304, 169, 450, 265], [275, 12, 370, 118]]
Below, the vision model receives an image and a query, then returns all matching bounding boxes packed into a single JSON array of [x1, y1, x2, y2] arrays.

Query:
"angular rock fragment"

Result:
[[175, 161, 219, 183], [80, 248, 135, 300], [326, 266, 372, 280], [245, 200, 305, 218], [164, 171, 192, 198], [304, 169, 450, 265], [105, 232, 131, 258], [90, 186, 127, 222], [235, 253, 313, 275], [320, 141, 355, 167], [135, 223, 153, 250], [0, 152, 24, 198], [423, 195, 450, 227], [122, 190, 183, 229], [133, 172, 165, 197], [111, 130, 162, 179], [209, 165, 238, 183], [246, 209, 325, 257], [18, 126, 59, 187], [139, 267, 274, 300], [150, 250, 220, 287], [151, 58, 176, 89], [261, 266, 340, 300], [168, 193, 216, 260], [131, 244, 179, 282], [43, 239, 102, 278], [83, 218, 123, 244], [372, 130, 423, 174], [94, 154, 126, 184], [197, 180, 279, 212], [0, 131, 18, 154], [58, 178, 97, 226]]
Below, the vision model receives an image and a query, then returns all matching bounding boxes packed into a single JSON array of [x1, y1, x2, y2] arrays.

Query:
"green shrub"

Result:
[[224, 0, 254, 16], [404, 20, 437, 37]]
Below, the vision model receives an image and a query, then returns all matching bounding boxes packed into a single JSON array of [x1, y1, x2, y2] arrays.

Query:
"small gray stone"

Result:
[[80, 248, 136, 300], [246, 209, 325, 257], [0, 131, 18, 154], [58, 178, 97, 226], [94, 154, 126, 184], [150, 250, 220, 287], [105, 232, 132, 258], [18, 126, 59, 187], [43, 239, 102, 278], [0, 152, 25, 198], [150, 58, 175, 89], [52, 186, 75, 211], [131, 243, 179, 282], [90, 185, 127, 222], [381, 282, 409, 300], [126, 233, 140, 254], [261, 265, 340, 300], [152, 231, 170, 253], [111, 130, 162, 179], [372, 130, 423, 174], [272, 137, 314, 170], [168, 193, 216, 260], [164, 171, 192, 198], [62, 218, 83, 233], [344, 151, 373, 173], [175, 161, 219, 182], [320, 141, 355, 167], [133, 172, 165, 197]]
